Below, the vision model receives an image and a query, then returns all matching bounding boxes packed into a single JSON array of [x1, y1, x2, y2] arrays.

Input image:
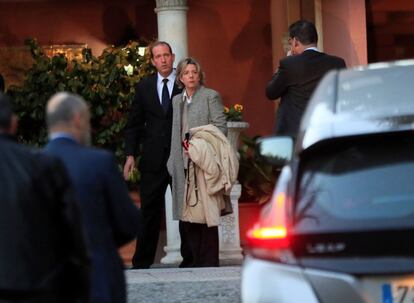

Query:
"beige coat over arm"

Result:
[[183, 124, 239, 226]]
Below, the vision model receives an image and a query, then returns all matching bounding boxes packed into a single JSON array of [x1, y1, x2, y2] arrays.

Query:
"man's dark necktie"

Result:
[[161, 78, 170, 112]]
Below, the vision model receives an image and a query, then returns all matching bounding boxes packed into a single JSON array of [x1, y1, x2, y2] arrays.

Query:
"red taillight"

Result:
[[245, 192, 290, 249], [246, 225, 290, 249]]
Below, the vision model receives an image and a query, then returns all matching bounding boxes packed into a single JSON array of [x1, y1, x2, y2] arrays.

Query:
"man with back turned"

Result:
[[266, 20, 346, 137], [0, 92, 90, 303]]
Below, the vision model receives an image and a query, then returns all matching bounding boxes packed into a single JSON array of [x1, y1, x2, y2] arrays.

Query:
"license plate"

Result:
[[383, 281, 414, 303]]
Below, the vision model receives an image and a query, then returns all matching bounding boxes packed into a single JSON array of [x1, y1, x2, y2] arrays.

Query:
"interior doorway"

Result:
[[366, 0, 414, 63]]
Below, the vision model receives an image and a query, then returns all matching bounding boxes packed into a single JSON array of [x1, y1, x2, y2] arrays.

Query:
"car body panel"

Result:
[[241, 256, 319, 303]]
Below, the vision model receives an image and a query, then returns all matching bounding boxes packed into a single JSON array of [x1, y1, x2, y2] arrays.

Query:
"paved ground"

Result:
[[126, 266, 241, 303]]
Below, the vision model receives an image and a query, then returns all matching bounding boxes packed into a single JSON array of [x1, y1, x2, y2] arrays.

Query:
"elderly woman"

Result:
[[167, 57, 230, 267]]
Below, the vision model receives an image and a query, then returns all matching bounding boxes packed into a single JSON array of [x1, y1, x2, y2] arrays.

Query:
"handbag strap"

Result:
[[185, 158, 199, 207]]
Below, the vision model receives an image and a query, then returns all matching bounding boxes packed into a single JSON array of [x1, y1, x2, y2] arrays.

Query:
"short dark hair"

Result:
[[0, 93, 13, 130], [149, 41, 173, 59], [289, 20, 318, 45]]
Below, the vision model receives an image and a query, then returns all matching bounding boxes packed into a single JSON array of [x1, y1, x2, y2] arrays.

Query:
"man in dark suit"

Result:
[[0, 93, 90, 303], [123, 41, 182, 269], [44, 92, 140, 303], [266, 20, 346, 137]]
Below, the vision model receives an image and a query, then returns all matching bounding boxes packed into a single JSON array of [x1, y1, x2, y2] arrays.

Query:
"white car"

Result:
[[241, 60, 414, 303]]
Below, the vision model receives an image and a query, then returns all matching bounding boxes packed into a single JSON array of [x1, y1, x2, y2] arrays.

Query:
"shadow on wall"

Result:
[[102, 5, 138, 46], [323, 6, 356, 66], [230, 0, 274, 136], [0, 20, 18, 45], [133, 0, 158, 42], [187, 1, 231, 99]]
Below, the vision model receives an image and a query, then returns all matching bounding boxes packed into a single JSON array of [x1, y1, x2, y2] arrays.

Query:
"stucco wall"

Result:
[[187, 0, 275, 136], [322, 0, 367, 67], [0, 0, 156, 54]]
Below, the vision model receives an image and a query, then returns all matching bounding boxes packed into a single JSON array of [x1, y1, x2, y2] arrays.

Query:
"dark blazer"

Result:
[[266, 50, 346, 136], [45, 137, 140, 303], [124, 74, 182, 172], [0, 135, 90, 303]]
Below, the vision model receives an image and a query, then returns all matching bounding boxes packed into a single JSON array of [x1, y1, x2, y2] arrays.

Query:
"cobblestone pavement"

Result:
[[126, 266, 241, 303]]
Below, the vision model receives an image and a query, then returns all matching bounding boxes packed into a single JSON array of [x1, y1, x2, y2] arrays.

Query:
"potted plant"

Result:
[[224, 103, 249, 151]]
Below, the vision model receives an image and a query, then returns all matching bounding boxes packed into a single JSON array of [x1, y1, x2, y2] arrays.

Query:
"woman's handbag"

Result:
[[221, 194, 233, 216]]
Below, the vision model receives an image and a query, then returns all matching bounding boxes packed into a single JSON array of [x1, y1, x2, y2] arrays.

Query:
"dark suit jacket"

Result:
[[0, 135, 90, 302], [266, 50, 346, 136], [45, 137, 140, 303], [124, 74, 182, 172]]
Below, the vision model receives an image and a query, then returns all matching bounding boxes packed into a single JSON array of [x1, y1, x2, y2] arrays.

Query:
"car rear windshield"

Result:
[[337, 63, 414, 117], [294, 133, 414, 233]]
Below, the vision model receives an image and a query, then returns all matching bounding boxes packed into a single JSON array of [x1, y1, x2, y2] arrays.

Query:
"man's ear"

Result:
[[293, 37, 300, 48], [151, 57, 155, 66], [73, 112, 82, 129]]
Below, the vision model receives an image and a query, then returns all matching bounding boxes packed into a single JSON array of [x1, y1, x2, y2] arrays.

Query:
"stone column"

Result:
[[155, 0, 189, 64], [155, 0, 188, 265], [219, 183, 243, 264], [218, 121, 249, 264]]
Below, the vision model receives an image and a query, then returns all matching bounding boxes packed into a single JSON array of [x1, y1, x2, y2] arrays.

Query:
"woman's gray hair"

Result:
[[175, 57, 205, 89]]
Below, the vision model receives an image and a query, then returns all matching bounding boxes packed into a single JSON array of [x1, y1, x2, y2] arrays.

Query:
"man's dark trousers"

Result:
[[132, 161, 171, 268]]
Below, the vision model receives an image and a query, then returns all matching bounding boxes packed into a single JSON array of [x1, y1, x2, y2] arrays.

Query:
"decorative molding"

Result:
[[155, 0, 188, 10], [220, 214, 236, 244], [219, 184, 243, 262], [227, 121, 249, 157]]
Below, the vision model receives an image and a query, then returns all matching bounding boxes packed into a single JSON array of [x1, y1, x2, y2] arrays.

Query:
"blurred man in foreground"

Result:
[[0, 92, 90, 303], [45, 92, 140, 303]]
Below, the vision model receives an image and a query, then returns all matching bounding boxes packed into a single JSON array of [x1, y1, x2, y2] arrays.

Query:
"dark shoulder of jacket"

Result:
[[321, 53, 346, 66], [32, 149, 63, 171], [334, 55, 346, 68], [136, 73, 157, 89], [279, 55, 297, 66], [30, 150, 72, 191], [4, 140, 38, 169], [78, 145, 114, 164]]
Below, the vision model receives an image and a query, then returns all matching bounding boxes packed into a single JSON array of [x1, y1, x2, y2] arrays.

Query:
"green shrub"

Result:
[[7, 38, 154, 166]]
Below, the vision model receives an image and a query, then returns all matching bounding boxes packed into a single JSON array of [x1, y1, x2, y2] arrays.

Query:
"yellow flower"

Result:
[[234, 104, 243, 112], [224, 103, 243, 121]]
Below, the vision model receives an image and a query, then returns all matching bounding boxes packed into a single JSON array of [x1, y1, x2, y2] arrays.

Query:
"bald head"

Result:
[[46, 92, 90, 145], [47, 92, 88, 127]]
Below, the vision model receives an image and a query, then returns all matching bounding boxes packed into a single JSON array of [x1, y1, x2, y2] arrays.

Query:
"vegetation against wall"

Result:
[[7, 38, 154, 164]]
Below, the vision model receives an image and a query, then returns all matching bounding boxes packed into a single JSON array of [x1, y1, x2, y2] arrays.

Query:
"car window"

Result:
[[294, 133, 414, 233], [337, 65, 414, 117]]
